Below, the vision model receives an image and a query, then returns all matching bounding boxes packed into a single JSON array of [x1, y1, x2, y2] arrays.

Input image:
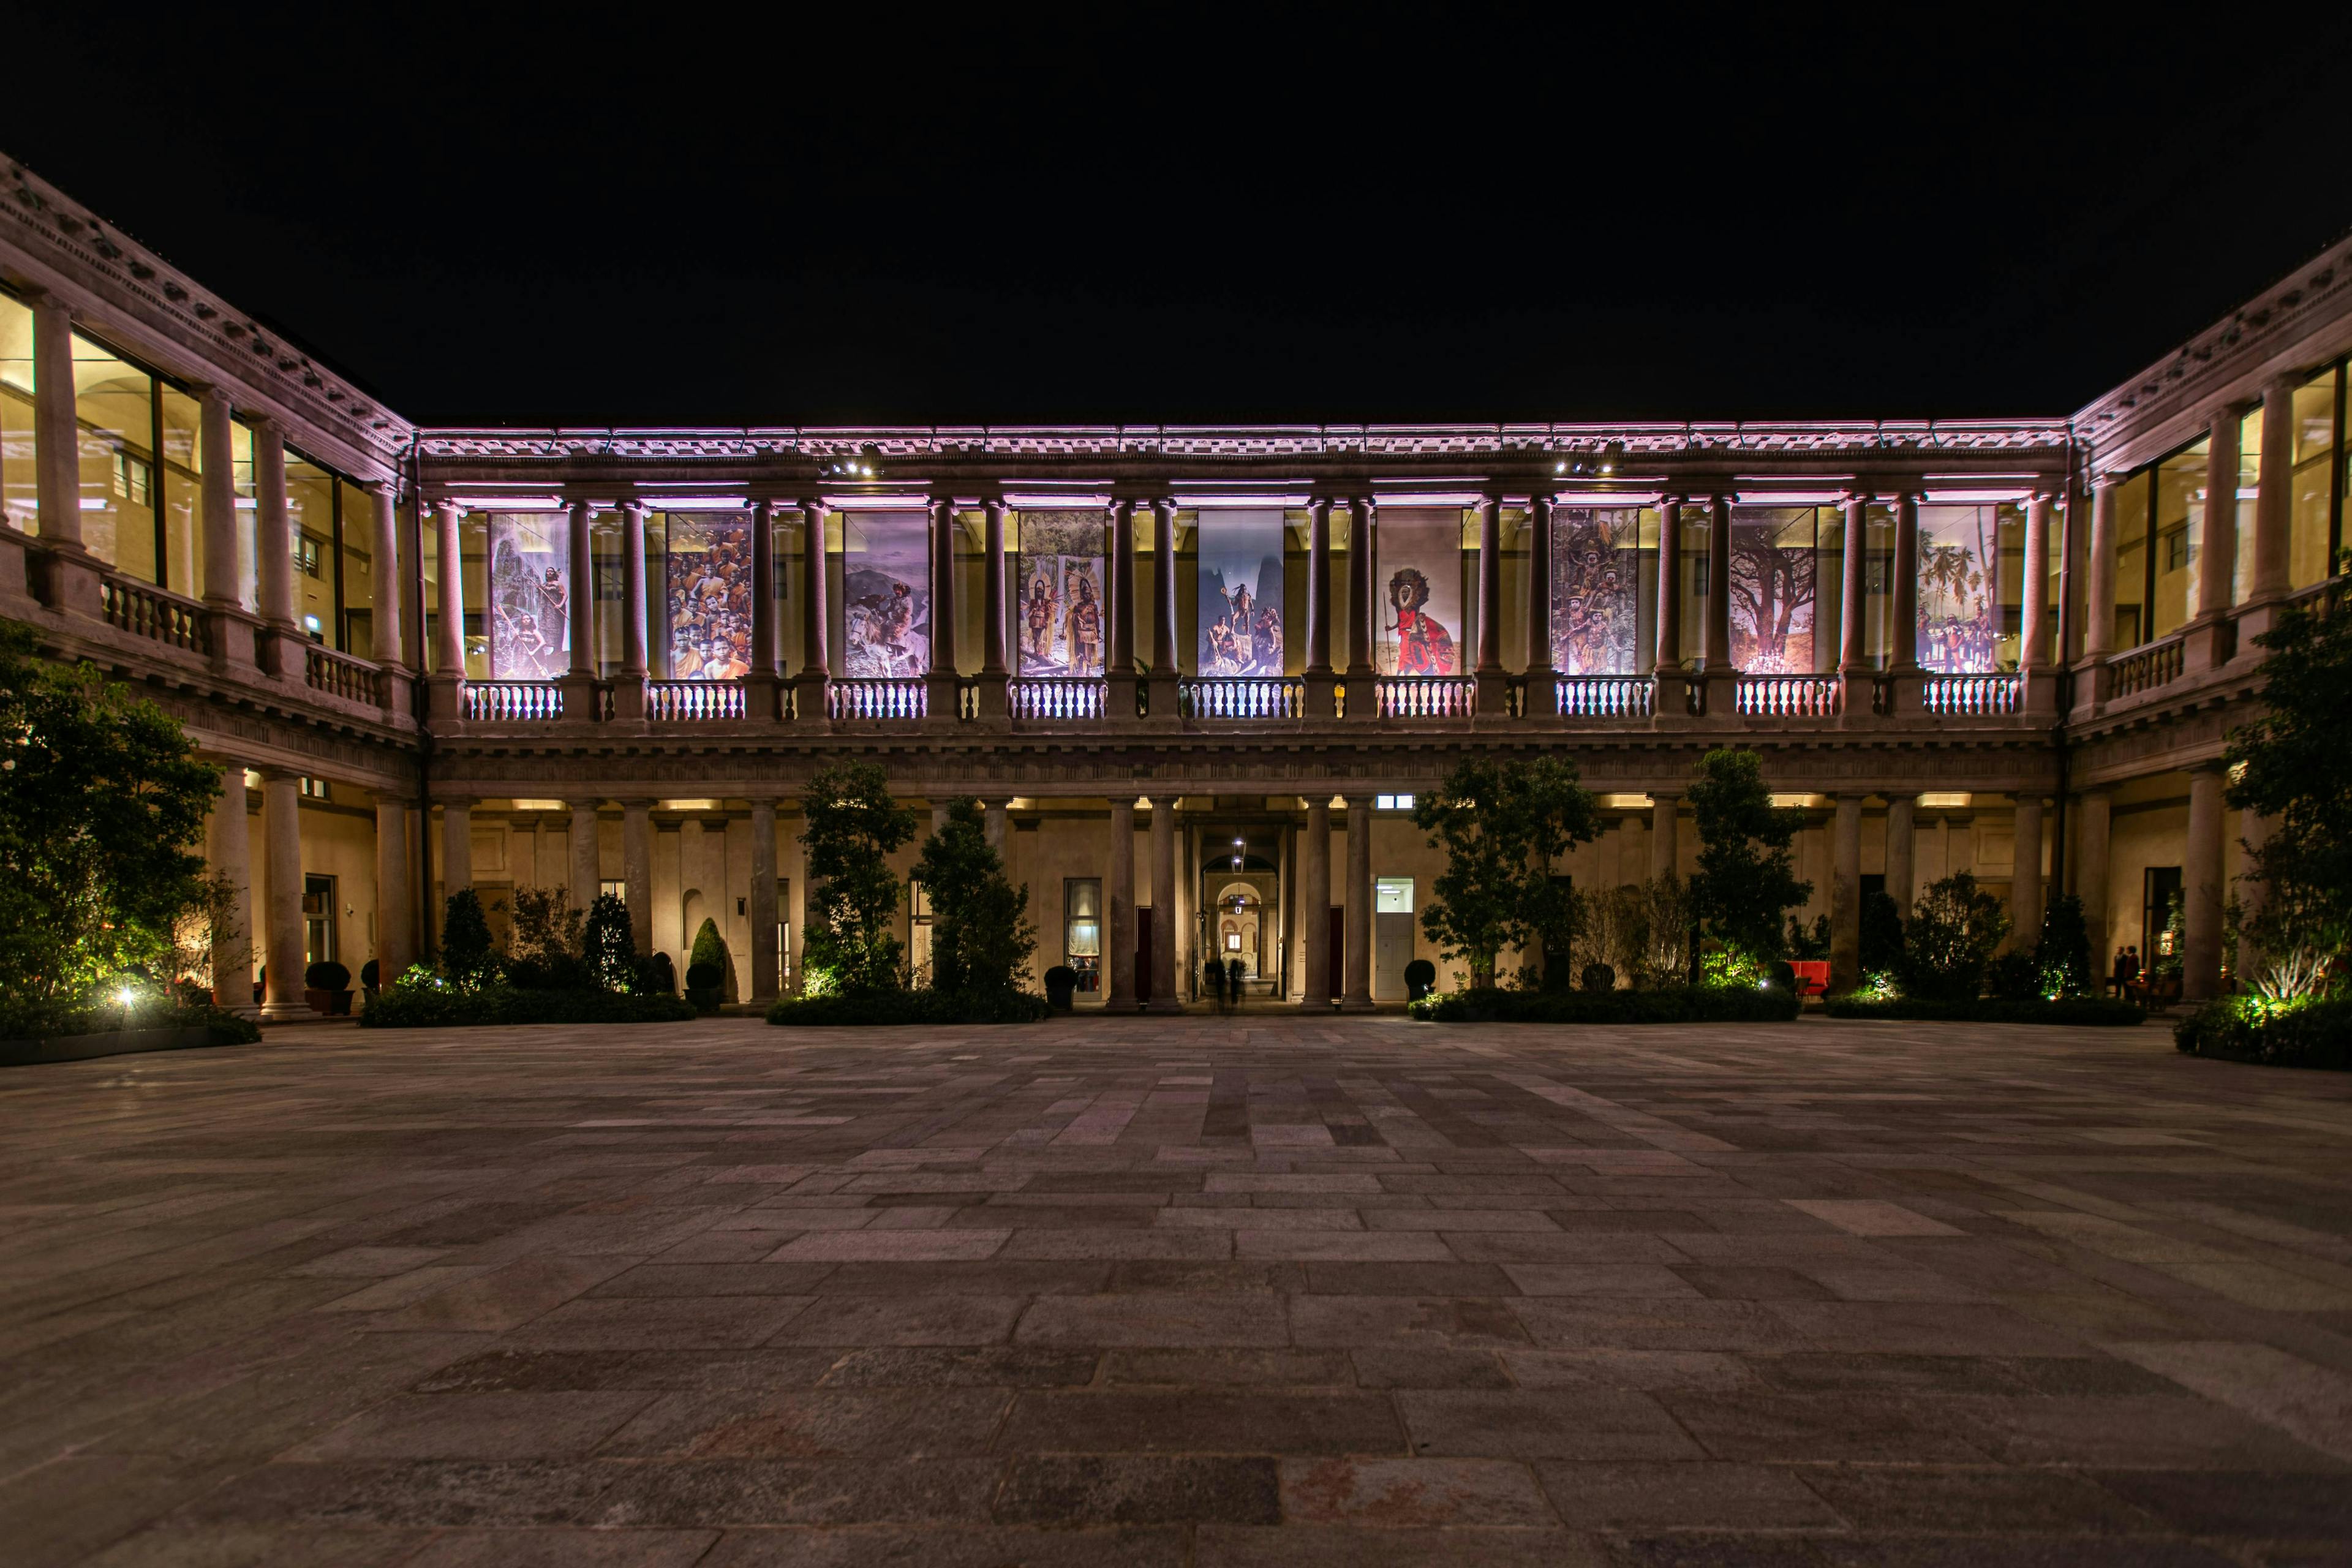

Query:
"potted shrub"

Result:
[[1044, 965, 1077, 1011], [684, 961, 724, 1014], [1404, 959, 1436, 1001], [1580, 961, 1615, 992], [303, 960, 353, 1016], [360, 958, 380, 998]]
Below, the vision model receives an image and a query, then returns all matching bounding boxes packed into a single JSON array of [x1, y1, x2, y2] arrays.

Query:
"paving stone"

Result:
[[1280, 1456, 1555, 1526], [1198, 1524, 1608, 1566], [1398, 1389, 1700, 1460], [288, 1392, 657, 1460], [597, 1387, 1009, 1457], [697, 1525, 1189, 1566], [993, 1454, 1280, 1523], [1015, 1292, 1290, 1347], [1536, 1459, 1842, 1529], [995, 1390, 1406, 1454], [592, 1457, 1005, 1525]]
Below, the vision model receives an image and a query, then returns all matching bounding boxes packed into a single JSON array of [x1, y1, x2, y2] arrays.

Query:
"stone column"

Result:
[[1342, 794, 1374, 1010], [981, 498, 1010, 717], [745, 499, 779, 720], [429, 500, 467, 720], [984, 799, 1009, 861], [750, 799, 780, 1005], [612, 500, 649, 721], [254, 421, 296, 677], [1344, 496, 1376, 720], [1649, 792, 1679, 881], [1524, 495, 1558, 718], [1887, 492, 1922, 713], [1106, 797, 1137, 1011], [2249, 376, 2296, 605], [1303, 497, 1335, 716], [28, 291, 100, 618], [622, 799, 654, 954], [797, 500, 831, 725], [260, 770, 307, 1022], [195, 388, 256, 674], [925, 496, 959, 720], [1148, 497, 1179, 723], [1702, 494, 1735, 716], [1298, 797, 1332, 1008], [2185, 409, 2241, 674], [368, 480, 408, 720], [1474, 496, 1507, 714], [1148, 796, 1180, 1011], [1107, 499, 1138, 719], [1885, 794, 1916, 915], [2236, 805, 2271, 987], [208, 766, 257, 1016], [2182, 764, 2226, 1002], [2011, 794, 2045, 952], [374, 790, 413, 981], [2021, 492, 2056, 714], [2075, 788, 2111, 978], [1831, 794, 1863, 992], [1838, 493, 1871, 714], [565, 497, 595, 677], [1654, 498, 1685, 713], [568, 800, 601, 914]]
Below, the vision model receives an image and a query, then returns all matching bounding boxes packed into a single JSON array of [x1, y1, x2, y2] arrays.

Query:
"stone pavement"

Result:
[[3, 1014, 2351, 1566]]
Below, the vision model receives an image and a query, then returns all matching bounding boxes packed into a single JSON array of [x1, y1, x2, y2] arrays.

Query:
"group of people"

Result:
[[1202, 954, 1251, 1011], [668, 529, 756, 681], [2109, 944, 2144, 998], [845, 578, 924, 678], [1203, 580, 1283, 677]]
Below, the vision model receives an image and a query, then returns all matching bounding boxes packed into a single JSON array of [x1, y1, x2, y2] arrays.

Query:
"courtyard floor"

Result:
[[3, 1015, 2351, 1566]]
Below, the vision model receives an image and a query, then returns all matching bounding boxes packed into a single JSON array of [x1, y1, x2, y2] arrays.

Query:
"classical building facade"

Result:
[[4, 152, 2347, 1015]]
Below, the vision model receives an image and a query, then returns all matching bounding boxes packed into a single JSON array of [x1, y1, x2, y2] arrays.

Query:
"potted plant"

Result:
[[1404, 959, 1436, 1001], [303, 960, 353, 1016], [1044, 965, 1077, 1011], [684, 962, 724, 1015], [360, 959, 380, 998]]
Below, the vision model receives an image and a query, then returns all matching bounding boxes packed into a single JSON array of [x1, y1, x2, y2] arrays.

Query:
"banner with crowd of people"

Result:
[[1195, 509, 1286, 677], [664, 511, 755, 680], [487, 512, 569, 679], [1917, 505, 1999, 672], [1549, 506, 1640, 674], [1374, 508, 1462, 677], [1017, 511, 1107, 678], [840, 510, 930, 679]]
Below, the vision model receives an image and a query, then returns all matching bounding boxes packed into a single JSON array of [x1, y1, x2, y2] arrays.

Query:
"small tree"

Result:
[[914, 797, 1038, 997], [1687, 748, 1811, 964], [1860, 889, 1906, 976], [583, 893, 636, 992], [2034, 894, 2094, 998], [1899, 872, 2010, 1001], [0, 619, 220, 1003], [440, 889, 496, 988], [1411, 756, 1600, 987], [508, 885, 590, 990], [2225, 590, 2352, 995], [801, 762, 918, 995]]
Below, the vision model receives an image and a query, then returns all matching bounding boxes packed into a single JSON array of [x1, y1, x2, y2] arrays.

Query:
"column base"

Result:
[[1303, 671, 1337, 722], [1105, 671, 1139, 722], [203, 605, 261, 679], [557, 673, 601, 721], [1883, 668, 1924, 717], [977, 670, 1011, 720], [796, 676, 833, 731], [426, 673, 467, 722], [611, 676, 649, 722], [255, 622, 304, 681], [259, 1001, 313, 1023], [1838, 669, 1877, 722], [1474, 670, 1512, 718], [1102, 996, 1140, 1014], [2020, 672, 2060, 717], [1701, 669, 1739, 723], [32, 541, 103, 620], [2182, 614, 2237, 674], [1653, 671, 1693, 720], [1339, 995, 1376, 1013], [925, 672, 964, 723], [739, 673, 777, 723], [1341, 672, 1374, 723], [1521, 669, 1561, 720], [1146, 997, 1184, 1014], [1145, 674, 1180, 728]]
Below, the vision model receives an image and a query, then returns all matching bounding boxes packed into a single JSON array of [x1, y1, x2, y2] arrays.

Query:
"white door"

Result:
[[1374, 911, 1415, 1000]]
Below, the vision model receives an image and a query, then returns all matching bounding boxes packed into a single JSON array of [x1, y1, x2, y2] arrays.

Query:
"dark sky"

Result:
[[12, 11, 2352, 429]]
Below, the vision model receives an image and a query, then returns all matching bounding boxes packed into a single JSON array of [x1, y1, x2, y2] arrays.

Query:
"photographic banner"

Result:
[[1550, 506, 1640, 674], [488, 512, 569, 679], [1016, 510, 1107, 677], [1196, 509, 1286, 677], [665, 511, 754, 680], [1917, 505, 1996, 672], [1728, 507, 1818, 673], [840, 510, 930, 679], [1375, 507, 1462, 677]]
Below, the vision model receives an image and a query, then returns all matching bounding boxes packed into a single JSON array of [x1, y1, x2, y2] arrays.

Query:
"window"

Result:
[[0, 291, 32, 533], [298, 777, 330, 800], [2290, 363, 2345, 589], [1065, 878, 1101, 992], [1375, 793, 1415, 812], [303, 875, 337, 965], [1374, 876, 1414, 913], [600, 880, 625, 900]]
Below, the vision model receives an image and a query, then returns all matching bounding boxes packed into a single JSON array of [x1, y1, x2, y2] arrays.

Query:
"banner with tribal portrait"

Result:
[[1549, 507, 1640, 674], [1374, 508, 1463, 677], [1016, 511, 1107, 678]]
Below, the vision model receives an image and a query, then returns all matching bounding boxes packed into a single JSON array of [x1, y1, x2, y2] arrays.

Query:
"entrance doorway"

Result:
[[1198, 823, 1281, 1003], [1373, 876, 1414, 1000]]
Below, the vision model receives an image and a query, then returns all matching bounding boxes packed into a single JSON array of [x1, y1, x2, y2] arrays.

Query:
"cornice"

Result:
[[417, 419, 2071, 464], [0, 154, 414, 477], [2073, 229, 2352, 474]]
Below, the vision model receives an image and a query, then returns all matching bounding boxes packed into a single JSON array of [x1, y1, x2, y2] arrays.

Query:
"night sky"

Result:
[[11, 13, 2352, 429]]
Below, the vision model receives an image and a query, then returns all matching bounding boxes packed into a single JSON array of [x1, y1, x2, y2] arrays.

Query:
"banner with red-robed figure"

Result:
[[1375, 508, 1462, 677]]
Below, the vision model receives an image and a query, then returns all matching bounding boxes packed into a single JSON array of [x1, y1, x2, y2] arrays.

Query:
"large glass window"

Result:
[[1064, 877, 1101, 992], [2290, 365, 2343, 588], [1916, 505, 2020, 671], [2150, 440, 2208, 638], [484, 511, 568, 678], [72, 334, 159, 584], [2111, 471, 2151, 647], [0, 293, 36, 534], [232, 421, 259, 611], [337, 478, 376, 657], [159, 386, 202, 595], [2235, 408, 2261, 605], [1675, 506, 1708, 668], [284, 451, 338, 644], [1730, 506, 1829, 673]]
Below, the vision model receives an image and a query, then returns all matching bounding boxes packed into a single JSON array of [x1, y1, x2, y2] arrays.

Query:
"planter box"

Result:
[[0, 1025, 222, 1068]]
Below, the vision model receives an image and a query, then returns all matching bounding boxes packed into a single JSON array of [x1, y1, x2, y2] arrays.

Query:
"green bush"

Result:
[[1899, 872, 2010, 1001], [1984, 950, 2042, 1002], [2173, 997, 2352, 1069], [361, 979, 696, 1029], [1823, 995, 2145, 1026], [441, 889, 497, 986], [1409, 984, 1800, 1024], [0, 989, 257, 1046], [767, 989, 1053, 1027]]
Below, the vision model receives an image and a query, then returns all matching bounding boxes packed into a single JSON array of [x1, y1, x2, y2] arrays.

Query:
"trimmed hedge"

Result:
[[1409, 985, 1801, 1024], [0, 997, 258, 1046], [1823, 995, 2146, 1027], [2174, 998, 2352, 1069], [361, 984, 696, 1028], [767, 989, 1054, 1027]]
